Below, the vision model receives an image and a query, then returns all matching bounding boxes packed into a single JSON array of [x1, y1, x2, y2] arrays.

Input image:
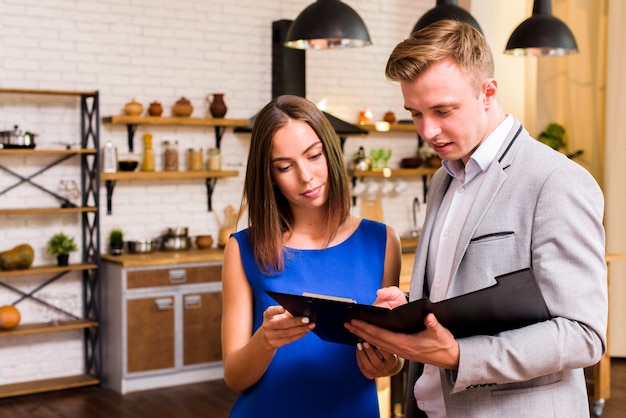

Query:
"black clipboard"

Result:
[[266, 268, 552, 345]]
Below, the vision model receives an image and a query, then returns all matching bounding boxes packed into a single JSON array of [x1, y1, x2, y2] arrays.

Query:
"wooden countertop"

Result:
[[101, 248, 225, 268]]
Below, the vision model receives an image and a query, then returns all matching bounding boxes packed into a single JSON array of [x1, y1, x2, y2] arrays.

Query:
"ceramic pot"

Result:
[[207, 93, 227, 118], [173, 97, 193, 117], [56, 254, 69, 266], [124, 99, 143, 116], [383, 110, 396, 124], [148, 101, 163, 116]]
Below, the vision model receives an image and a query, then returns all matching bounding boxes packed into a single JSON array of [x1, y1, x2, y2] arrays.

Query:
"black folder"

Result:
[[266, 268, 552, 345]]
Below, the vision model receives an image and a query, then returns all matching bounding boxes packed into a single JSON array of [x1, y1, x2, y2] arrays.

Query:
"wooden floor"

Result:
[[0, 359, 624, 417]]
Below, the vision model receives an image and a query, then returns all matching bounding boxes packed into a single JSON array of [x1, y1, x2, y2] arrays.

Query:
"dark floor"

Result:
[[0, 359, 624, 418]]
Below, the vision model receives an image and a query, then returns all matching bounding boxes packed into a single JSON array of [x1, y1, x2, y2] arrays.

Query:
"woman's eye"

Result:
[[275, 163, 292, 173], [308, 152, 322, 161]]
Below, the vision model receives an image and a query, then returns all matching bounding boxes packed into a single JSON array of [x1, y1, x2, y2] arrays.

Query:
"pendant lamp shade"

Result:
[[412, 0, 483, 34], [505, 0, 578, 56], [285, 0, 372, 49]]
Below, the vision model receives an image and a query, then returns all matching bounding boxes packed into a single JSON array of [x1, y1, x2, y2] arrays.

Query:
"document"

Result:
[[266, 268, 551, 345]]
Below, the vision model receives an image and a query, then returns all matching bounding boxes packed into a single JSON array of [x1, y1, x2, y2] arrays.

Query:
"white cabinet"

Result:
[[101, 261, 223, 394]]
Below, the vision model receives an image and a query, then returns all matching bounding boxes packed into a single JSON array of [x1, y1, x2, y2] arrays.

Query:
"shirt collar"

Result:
[[442, 114, 514, 184]]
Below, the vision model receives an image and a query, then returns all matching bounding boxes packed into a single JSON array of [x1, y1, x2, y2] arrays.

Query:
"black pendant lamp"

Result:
[[504, 0, 578, 56], [285, 0, 372, 49], [412, 0, 483, 34]]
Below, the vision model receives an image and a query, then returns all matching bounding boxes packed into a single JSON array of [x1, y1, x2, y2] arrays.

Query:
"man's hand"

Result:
[[345, 312, 460, 370]]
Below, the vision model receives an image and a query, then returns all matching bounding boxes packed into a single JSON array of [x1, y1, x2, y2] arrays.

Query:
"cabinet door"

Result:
[[127, 296, 175, 373], [182, 292, 222, 365]]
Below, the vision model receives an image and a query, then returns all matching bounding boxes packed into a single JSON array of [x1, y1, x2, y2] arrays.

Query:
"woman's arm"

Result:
[[221, 236, 314, 393]]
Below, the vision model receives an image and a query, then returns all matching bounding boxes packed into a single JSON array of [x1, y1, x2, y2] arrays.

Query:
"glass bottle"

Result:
[[187, 148, 203, 171], [207, 147, 221, 171], [163, 140, 179, 171], [141, 133, 155, 171]]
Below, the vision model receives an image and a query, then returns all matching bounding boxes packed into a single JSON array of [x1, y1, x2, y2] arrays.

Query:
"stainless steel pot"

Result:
[[162, 235, 191, 251], [0, 125, 37, 149], [164, 227, 188, 237], [126, 239, 154, 254]]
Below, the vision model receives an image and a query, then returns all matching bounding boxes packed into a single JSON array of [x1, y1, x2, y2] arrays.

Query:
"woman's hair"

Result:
[[243, 95, 351, 273], [385, 20, 494, 94]]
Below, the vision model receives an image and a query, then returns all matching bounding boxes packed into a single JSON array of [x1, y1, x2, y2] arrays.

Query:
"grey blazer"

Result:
[[405, 119, 607, 418]]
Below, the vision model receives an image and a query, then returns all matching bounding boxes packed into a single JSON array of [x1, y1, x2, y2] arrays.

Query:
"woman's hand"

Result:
[[259, 305, 315, 350], [355, 341, 401, 379]]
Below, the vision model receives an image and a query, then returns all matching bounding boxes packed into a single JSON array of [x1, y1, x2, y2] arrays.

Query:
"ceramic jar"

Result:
[[207, 93, 227, 118], [124, 99, 143, 116], [383, 110, 396, 124], [172, 97, 193, 117], [148, 101, 163, 116]]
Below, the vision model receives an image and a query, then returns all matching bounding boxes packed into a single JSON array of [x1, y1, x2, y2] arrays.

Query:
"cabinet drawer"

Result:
[[126, 265, 221, 290]]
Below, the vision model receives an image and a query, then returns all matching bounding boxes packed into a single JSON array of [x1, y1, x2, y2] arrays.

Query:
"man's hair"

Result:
[[385, 20, 494, 93]]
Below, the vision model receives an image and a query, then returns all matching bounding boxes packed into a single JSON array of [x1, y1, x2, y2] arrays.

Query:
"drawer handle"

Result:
[[155, 298, 174, 310], [184, 295, 202, 309], [169, 269, 187, 284]]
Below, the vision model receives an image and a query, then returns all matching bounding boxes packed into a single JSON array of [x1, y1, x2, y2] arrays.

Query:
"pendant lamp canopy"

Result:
[[285, 0, 372, 49], [412, 0, 483, 35], [505, 0, 578, 56]]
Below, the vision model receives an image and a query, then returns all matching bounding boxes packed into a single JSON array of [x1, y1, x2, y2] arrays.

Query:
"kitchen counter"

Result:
[[101, 248, 224, 268]]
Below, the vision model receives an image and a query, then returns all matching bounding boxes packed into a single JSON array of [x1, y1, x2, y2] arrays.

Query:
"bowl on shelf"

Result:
[[400, 157, 423, 168], [118, 159, 139, 171], [195, 235, 214, 249]]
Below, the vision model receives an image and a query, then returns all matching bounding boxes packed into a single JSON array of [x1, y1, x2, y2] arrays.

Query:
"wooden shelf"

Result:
[[360, 123, 416, 132], [0, 207, 97, 215], [103, 115, 249, 127], [101, 170, 239, 214], [101, 169, 238, 181], [0, 319, 98, 337], [103, 115, 249, 153], [0, 148, 97, 154], [0, 88, 98, 97], [352, 167, 438, 178], [0, 263, 98, 277], [0, 374, 99, 398]]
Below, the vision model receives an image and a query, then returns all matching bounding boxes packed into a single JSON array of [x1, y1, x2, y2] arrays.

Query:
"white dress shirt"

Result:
[[413, 115, 514, 417]]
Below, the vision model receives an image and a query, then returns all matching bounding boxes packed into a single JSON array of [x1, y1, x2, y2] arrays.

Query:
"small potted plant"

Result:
[[109, 228, 124, 255], [46, 232, 78, 266]]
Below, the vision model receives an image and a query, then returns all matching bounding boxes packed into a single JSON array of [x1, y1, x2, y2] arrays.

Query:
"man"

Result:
[[346, 20, 607, 417]]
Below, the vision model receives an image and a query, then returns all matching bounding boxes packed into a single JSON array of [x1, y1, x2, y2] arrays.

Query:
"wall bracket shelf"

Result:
[[102, 115, 250, 152], [101, 170, 239, 214]]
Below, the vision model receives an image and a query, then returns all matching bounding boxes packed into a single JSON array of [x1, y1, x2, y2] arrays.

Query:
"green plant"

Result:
[[537, 122, 583, 159], [46, 232, 78, 257], [109, 228, 124, 246]]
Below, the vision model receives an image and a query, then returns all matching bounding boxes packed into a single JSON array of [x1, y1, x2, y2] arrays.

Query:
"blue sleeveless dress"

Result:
[[229, 219, 387, 418]]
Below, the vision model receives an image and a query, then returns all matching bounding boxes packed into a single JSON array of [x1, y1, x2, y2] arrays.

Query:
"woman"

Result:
[[221, 95, 402, 417]]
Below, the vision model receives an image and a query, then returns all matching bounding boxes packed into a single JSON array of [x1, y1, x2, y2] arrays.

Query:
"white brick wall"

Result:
[[0, 0, 431, 385]]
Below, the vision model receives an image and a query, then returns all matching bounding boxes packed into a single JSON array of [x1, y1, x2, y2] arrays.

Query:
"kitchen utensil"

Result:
[[165, 227, 188, 237], [361, 197, 383, 222], [126, 239, 154, 254], [162, 235, 191, 251], [117, 159, 139, 171], [0, 125, 37, 149], [410, 197, 421, 238]]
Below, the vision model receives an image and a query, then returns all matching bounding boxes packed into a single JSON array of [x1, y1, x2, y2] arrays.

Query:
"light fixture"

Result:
[[505, 0, 578, 56], [285, 0, 372, 50], [412, 0, 483, 34]]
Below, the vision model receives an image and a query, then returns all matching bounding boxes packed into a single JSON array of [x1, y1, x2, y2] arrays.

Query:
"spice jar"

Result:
[[187, 148, 203, 171], [163, 140, 179, 171], [207, 147, 221, 171]]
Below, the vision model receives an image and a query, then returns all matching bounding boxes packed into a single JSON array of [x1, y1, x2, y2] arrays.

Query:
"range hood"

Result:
[[235, 20, 368, 143]]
